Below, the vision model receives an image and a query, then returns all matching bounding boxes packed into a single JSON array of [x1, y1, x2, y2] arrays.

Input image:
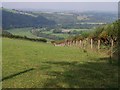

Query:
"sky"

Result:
[[1, 2, 118, 12]]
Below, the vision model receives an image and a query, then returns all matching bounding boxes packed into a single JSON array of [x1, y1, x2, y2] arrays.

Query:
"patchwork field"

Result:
[[6, 28, 91, 40], [2, 38, 118, 88]]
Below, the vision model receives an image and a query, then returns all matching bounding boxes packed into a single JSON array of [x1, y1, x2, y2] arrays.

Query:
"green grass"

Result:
[[6, 28, 37, 38], [68, 29, 91, 31], [2, 38, 118, 88]]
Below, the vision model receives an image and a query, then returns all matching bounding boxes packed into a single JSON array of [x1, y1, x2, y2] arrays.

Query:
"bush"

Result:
[[53, 29, 62, 33]]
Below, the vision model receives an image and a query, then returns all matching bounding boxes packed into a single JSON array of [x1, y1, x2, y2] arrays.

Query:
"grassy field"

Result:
[[2, 38, 118, 88], [6, 28, 37, 38]]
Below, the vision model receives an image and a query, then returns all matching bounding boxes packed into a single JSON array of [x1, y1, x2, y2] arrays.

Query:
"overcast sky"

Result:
[[2, 2, 118, 12]]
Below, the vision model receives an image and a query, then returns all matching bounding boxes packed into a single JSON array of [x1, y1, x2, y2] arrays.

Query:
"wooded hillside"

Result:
[[2, 8, 56, 29]]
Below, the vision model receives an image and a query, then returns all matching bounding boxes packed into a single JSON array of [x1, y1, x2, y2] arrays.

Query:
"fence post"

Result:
[[80, 40, 82, 48], [72, 40, 74, 46], [76, 40, 78, 47], [83, 39, 87, 50], [73, 40, 75, 46], [70, 41, 72, 46], [98, 39, 100, 50], [110, 39, 114, 57], [91, 38, 93, 49], [108, 39, 114, 64]]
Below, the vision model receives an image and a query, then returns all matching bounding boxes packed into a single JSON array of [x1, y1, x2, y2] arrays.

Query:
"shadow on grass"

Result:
[[99, 57, 118, 65], [99, 57, 110, 61], [1, 68, 34, 82], [42, 59, 118, 88]]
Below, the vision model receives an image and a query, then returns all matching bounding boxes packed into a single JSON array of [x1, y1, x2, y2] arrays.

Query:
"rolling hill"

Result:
[[2, 8, 56, 29]]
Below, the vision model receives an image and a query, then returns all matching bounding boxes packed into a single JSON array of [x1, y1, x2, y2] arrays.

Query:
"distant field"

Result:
[[42, 28, 91, 39], [68, 28, 91, 31], [52, 33, 70, 38], [42, 30, 69, 38], [2, 38, 118, 88], [6, 28, 91, 40], [42, 30, 53, 34], [5, 28, 90, 41], [6, 28, 37, 38]]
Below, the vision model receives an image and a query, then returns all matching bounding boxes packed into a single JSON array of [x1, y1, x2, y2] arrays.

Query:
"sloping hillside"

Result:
[[2, 8, 56, 29], [2, 38, 118, 88]]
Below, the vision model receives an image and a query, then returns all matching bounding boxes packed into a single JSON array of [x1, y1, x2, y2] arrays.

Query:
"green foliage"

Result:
[[69, 30, 82, 35], [93, 20, 118, 41], [71, 35, 84, 41], [52, 28, 62, 33]]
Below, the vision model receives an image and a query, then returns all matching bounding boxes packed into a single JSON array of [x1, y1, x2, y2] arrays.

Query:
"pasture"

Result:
[[2, 38, 118, 88], [6, 28, 37, 38]]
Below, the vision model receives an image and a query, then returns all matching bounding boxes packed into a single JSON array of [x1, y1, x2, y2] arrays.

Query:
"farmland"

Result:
[[6, 28, 91, 41], [1, 4, 119, 88], [2, 38, 118, 88]]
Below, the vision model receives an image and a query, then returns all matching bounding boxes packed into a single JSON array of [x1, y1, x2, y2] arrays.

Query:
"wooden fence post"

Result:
[[70, 41, 72, 46], [91, 38, 93, 49], [83, 39, 87, 50], [73, 41, 75, 46], [86, 38, 88, 49], [72, 41, 74, 46], [68, 41, 70, 46], [108, 39, 114, 64], [75, 40, 77, 46], [110, 39, 114, 58], [98, 39, 100, 50], [80, 40, 82, 48], [76, 40, 78, 47]]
